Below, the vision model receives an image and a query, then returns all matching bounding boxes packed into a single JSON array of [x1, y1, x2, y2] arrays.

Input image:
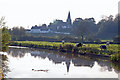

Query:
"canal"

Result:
[[2, 46, 119, 78]]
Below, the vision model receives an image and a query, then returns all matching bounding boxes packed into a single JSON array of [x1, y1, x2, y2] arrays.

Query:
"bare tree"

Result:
[[0, 17, 6, 51], [0, 17, 6, 28]]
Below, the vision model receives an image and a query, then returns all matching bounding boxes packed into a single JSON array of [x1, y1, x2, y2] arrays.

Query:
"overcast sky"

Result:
[[0, 0, 119, 29]]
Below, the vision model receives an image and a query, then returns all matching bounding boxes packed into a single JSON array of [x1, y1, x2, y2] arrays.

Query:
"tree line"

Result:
[[72, 14, 119, 41], [8, 14, 120, 42]]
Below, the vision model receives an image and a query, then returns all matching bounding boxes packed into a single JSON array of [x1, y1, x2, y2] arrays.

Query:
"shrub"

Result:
[[94, 38, 101, 43], [73, 46, 79, 53], [63, 44, 74, 52], [111, 53, 120, 62], [113, 35, 120, 43], [58, 45, 66, 52], [111, 62, 120, 71]]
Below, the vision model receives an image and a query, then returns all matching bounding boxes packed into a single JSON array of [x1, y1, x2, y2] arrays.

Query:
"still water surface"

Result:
[[4, 46, 119, 78]]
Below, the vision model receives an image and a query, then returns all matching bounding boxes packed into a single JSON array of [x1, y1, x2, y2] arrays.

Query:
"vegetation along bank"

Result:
[[10, 41, 120, 62]]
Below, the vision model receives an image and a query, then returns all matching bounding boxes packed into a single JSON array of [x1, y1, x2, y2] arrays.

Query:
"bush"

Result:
[[94, 38, 101, 43], [111, 62, 120, 71], [58, 44, 74, 52], [113, 35, 120, 43], [63, 44, 74, 52], [73, 46, 79, 53], [58, 45, 66, 52], [111, 53, 120, 62]]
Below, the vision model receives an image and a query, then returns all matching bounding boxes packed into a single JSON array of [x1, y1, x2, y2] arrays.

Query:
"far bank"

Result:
[[9, 41, 120, 63]]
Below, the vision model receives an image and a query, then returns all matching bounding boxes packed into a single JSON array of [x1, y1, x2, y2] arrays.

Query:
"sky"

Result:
[[0, 0, 119, 29]]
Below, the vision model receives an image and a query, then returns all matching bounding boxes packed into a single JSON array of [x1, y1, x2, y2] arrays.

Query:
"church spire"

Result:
[[67, 11, 71, 20], [66, 11, 72, 27]]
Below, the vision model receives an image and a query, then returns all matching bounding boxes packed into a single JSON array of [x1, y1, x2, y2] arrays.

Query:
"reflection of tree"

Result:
[[30, 50, 71, 72], [97, 61, 112, 72], [31, 51, 48, 59], [48, 53, 66, 64], [72, 58, 94, 68], [7, 47, 119, 73], [111, 62, 120, 74], [30, 49, 96, 72], [30, 49, 119, 73], [7, 48, 30, 58]]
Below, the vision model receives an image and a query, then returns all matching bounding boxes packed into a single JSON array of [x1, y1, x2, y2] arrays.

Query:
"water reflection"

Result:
[[7, 47, 119, 74], [7, 47, 30, 58], [29, 50, 71, 73], [97, 60, 113, 72], [30, 50, 94, 73], [111, 62, 120, 74]]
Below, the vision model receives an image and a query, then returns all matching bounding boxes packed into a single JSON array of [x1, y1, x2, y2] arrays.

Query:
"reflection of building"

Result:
[[72, 58, 94, 68], [48, 53, 66, 64], [30, 50, 72, 72], [31, 51, 49, 59], [65, 59, 71, 72], [30, 50, 95, 72], [30, 50, 95, 73], [8, 48, 117, 73]]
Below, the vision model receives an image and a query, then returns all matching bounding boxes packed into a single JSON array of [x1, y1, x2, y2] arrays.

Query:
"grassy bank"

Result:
[[10, 41, 120, 62]]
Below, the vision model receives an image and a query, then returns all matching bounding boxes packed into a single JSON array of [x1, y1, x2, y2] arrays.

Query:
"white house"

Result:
[[29, 25, 51, 33]]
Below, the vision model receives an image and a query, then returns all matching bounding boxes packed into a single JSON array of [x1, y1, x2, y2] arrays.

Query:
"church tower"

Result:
[[66, 11, 72, 27]]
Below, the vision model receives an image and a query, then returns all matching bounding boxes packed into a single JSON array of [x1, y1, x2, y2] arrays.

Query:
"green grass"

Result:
[[10, 41, 120, 54], [11, 41, 75, 48], [101, 40, 113, 42]]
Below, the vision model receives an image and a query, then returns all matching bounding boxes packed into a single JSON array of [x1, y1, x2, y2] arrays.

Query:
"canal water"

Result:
[[3, 46, 119, 78]]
